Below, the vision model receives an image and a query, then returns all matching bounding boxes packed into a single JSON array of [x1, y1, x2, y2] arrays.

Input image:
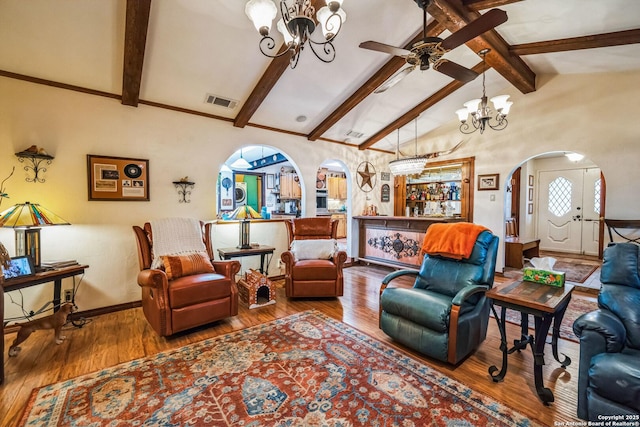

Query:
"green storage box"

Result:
[[523, 267, 565, 287]]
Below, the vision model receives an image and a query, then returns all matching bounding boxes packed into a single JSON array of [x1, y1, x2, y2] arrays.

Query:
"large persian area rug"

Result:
[[19, 311, 538, 427]]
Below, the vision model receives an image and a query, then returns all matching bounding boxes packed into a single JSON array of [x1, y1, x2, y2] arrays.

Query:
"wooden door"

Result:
[[510, 167, 522, 233], [580, 168, 602, 256], [393, 175, 406, 216]]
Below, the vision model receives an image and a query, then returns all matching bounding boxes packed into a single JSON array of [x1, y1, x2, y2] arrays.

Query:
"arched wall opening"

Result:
[[503, 150, 606, 272]]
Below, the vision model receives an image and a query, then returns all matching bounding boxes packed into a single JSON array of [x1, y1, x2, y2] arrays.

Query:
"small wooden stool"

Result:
[[237, 269, 276, 309]]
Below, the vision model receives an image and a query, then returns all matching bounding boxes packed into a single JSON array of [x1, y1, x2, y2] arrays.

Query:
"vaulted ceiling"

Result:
[[1, 0, 639, 157]]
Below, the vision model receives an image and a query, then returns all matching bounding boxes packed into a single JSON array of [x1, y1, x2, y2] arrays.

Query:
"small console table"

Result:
[[217, 245, 275, 275], [1, 264, 88, 384], [504, 236, 540, 268], [486, 280, 573, 405]]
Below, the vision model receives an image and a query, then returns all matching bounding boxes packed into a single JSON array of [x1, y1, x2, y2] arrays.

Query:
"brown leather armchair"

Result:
[[133, 221, 240, 336], [281, 217, 347, 298]]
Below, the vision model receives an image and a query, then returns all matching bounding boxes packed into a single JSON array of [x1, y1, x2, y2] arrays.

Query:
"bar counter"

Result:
[[354, 215, 466, 269]]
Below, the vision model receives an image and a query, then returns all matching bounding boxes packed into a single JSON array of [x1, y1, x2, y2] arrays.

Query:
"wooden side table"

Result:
[[486, 280, 573, 405], [217, 245, 275, 275], [1, 264, 88, 384], [504, 237, 540, 268]]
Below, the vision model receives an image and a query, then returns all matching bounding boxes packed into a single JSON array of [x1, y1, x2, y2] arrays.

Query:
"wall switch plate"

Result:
[[490, 194, 496, 201], [64, 289, 73, 302]]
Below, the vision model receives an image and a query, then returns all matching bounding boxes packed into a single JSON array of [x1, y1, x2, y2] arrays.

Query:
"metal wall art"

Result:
[[367, 233, 420, 260], [173, 177, 195, 203]]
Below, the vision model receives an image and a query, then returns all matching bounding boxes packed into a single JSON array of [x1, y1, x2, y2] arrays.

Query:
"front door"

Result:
[[537, 168, 601, 255]]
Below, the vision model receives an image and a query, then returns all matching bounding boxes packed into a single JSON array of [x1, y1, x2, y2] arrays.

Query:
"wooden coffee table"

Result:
[[485, 280, 574, 405]]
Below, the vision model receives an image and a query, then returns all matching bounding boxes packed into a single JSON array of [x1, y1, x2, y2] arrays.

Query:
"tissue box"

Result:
[[523, 268, 565, 287]]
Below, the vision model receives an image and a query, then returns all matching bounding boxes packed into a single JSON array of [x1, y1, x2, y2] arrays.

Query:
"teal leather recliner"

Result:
[[379, 230, 499, 364], [573, 242, 640, 420]]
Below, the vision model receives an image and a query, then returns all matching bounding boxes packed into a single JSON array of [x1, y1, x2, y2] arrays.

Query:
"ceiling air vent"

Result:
[[346, 130, 364, 138], [204, 93, 238, 109]]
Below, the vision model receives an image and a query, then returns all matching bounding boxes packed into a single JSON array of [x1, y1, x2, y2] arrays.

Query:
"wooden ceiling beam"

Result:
[[233, 54, 291, 128], [121, 0, 152, 107], [234, 0, 326, 128], [358, 62, 485, 150], [307, 21, 446, 141], [429, 0, 536, 94], [462, 0, 523, 11], [510, 29, 640, 56]]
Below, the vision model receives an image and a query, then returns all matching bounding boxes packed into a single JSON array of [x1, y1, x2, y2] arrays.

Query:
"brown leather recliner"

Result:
[[281, 217, 347, 298], [133, 221, 240, 336]]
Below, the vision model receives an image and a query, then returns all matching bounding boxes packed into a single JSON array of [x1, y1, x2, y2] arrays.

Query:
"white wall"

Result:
[[2, 69, 639, 318], [0, 77, 391, 319]]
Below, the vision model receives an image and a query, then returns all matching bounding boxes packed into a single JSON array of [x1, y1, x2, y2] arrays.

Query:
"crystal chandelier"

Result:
[[456, 49, 512, 134], [389, 120, 427, 176], [245, 0, 346, 69]]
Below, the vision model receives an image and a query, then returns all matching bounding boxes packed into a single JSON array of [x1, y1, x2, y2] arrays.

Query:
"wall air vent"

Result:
[[204, 93, 238, 109], [346, 130, 364, 138]]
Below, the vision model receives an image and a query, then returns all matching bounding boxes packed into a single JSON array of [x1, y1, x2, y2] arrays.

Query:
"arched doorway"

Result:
[[317, 159, 351, 252], [217, 145, 303, 219], [505, 151, 606, 261]]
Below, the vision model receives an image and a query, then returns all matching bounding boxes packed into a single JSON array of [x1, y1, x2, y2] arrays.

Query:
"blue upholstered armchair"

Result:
[[573, 243, 640, 420], [379, 229, 499, 364]]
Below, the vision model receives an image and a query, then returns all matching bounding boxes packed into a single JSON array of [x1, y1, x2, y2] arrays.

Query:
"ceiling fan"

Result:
[[359, 0, 507, 93]]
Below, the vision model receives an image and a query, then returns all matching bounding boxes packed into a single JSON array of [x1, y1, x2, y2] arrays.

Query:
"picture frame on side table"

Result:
[[477, 174, 499, 191], [87, 154, 149, 201]]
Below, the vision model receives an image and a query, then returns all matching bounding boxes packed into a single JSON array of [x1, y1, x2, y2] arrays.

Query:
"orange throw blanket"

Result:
[[421, 222, 489, 260]]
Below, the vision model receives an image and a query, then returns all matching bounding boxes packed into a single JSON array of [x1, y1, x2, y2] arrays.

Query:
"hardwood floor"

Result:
[[1, 264, 593, 426]]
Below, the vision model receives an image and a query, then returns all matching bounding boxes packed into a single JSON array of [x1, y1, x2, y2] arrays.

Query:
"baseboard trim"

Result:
[[3, 300, 143, 335]]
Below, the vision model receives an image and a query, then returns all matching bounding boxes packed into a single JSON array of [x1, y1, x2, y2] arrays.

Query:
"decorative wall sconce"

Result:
[[15, 145, 54, 183], [172, 177, 195, 203]]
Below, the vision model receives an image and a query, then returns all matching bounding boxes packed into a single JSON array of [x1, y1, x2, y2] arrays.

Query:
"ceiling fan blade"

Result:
[[374, 66, 416, 93], [434, 60, 478, 82], [439, 9, 508, 51], [359, 41, 411, 58]]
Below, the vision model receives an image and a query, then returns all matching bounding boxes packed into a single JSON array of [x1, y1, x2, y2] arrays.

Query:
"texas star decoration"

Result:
[[357, 162, 377, 192]]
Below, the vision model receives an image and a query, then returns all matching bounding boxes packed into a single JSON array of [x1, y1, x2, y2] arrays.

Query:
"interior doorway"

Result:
[[506, 153, 606, 260]]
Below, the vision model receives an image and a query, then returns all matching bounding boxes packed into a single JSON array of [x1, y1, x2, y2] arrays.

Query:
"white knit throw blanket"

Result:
[[150, 217, 207, 268]]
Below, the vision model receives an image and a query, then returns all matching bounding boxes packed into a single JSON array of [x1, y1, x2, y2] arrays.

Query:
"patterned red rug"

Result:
[[505, 261, 599, 284], [498, 297, 598, 343], [19, 311, 539, 426]]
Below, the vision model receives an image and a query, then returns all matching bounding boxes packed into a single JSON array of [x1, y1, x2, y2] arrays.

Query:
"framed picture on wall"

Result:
[[87, 154, 149, 201], [528, 174, 534, 186], [381, 183, 390, 202], [528, 188, 534, 201], [266, 174, 275, 189], [477, 174, 499, 191], [528, 203, 534, 214]]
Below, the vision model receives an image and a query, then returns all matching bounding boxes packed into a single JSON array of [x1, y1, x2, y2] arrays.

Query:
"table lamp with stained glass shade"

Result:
[[229, 204, 262, 249], [0, 202, 70, 270]]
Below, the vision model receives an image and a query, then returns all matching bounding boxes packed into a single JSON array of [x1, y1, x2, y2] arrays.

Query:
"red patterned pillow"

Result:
[[161, 252, 215, 280]]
